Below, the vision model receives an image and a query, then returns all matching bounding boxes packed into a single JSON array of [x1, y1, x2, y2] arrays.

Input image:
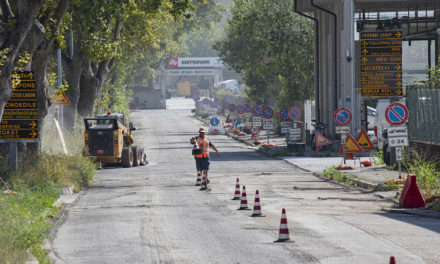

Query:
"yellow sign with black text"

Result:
[[0, 71, 39, 140], [360, 31, 402, 97]]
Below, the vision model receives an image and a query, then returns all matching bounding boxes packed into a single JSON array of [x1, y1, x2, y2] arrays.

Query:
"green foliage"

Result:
[[215, 0, 314, 104], [322, 166, 356, 185], [371, 150, 385, 165], [0, 182, 60, 264], [426, 62, 440, 89], [402, 146, 440, 197]]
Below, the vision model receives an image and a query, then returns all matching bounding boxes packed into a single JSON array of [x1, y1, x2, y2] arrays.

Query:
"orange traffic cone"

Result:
[[275, 208, 290, 242], [200, 176, 207, 190], [232, 178, 240, 200], [195, 171, 201, 186], [238, 186, 249, 210], [389, 256, 396, 264], [251, 190, 264, 217]]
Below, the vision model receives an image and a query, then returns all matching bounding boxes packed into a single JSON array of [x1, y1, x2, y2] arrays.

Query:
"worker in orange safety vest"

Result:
[[190, 127, 220, 187]]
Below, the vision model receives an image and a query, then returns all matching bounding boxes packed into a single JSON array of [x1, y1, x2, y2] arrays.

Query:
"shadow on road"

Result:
[[377, 211, 440, 234]]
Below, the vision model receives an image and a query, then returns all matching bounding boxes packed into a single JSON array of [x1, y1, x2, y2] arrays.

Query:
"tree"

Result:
[[61, 0, 204, 129], [214, 0, 314, 106]]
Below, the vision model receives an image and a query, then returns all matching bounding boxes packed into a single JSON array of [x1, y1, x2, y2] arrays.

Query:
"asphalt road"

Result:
[[50, 99, 440, 264]]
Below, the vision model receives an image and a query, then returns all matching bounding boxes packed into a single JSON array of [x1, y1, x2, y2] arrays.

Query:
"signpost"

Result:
[[385, 102, 408, 126], [252, 117, 262, 127], [334, 108, 352, 126], [0, 71, 38, 170], [360, 31, 403, 97], [279, 108, 289, 121], [288, 106, 301, 121], [252, 105, 262, 117], [210, 117, 219, 127], [262, 106, 274, 119], [236, 105, 245, 115], [334, 108, 352, 163], [243, 104, 251, 113], [385, 104, 409, 178]]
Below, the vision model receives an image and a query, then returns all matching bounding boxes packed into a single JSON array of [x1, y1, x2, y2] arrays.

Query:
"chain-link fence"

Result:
[[407, 87, 440, 144]]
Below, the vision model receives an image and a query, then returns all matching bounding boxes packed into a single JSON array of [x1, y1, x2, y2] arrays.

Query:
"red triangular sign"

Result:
[[315, 132, 332, 147], [52, 92, 70, 105], [356, 129, 374, 150], [338, 133, 363, 154]]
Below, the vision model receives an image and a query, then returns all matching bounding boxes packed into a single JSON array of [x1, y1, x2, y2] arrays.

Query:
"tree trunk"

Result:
[[77, 60, 112, 117], [63, 42, 85, 130], [0, 0, 43, 121]]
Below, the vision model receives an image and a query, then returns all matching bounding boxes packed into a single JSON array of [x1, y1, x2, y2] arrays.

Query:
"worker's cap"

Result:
[[199, 127, 206, 133]]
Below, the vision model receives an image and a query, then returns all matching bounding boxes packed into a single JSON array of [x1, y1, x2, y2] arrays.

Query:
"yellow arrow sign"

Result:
[[361, 49, 368, 55], [395, 32, 402, 38], [362, 41, 368, 47], [395, 81, 402, 86], [30, 130, 37, 138], [29, 121, 37, 129], [395, 73, 401, 78], [395, 89, 402, 95], [361, 57, 368, 63], [395, 65, 402, 71]]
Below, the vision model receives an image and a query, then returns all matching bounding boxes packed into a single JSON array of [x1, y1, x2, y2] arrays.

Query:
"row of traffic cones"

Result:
[[196, 173, 400, 261]]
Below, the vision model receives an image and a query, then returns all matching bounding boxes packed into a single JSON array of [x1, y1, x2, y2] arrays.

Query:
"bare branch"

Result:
[[0, 0, 14, 22]]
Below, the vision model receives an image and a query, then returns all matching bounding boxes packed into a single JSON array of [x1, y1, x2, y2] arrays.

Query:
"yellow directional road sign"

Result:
[[0, 71, 39, 140], [360, 31, 402, 97]]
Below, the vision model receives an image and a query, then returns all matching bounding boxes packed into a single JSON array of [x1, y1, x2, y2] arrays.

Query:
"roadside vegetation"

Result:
[[0, 118, 96, 264]]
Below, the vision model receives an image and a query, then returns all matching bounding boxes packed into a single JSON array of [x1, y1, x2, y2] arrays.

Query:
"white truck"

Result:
[[217, 79, 239, 93]]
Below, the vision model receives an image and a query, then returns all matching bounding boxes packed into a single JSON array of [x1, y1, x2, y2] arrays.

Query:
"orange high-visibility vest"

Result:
[[196, 137, 210, 158]]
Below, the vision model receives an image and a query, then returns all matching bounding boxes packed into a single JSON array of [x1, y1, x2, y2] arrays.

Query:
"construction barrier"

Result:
[[399, 174, 425, 208], [275, 208, 291, 242], [251, 190, 264, 217], [233, 178, 241, 200], [238, 186, 249, 210]]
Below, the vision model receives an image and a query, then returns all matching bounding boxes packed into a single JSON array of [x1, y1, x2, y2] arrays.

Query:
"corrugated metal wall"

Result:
[[407, 88, 440, 144]]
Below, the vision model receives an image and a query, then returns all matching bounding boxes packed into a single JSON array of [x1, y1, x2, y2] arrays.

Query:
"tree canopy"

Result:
[[215, 0, 314, 106]]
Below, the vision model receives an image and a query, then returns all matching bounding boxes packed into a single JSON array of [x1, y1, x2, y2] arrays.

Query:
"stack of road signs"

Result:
[[360, 31, 403, 97], [262, 106, 274, 130], [385, 103, 409, 148], [0, 71, 38, 141]]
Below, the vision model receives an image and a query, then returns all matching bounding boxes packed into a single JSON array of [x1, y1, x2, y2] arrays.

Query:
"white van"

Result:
[[374, 98, 406, 148], [217, 80, 239, 93]]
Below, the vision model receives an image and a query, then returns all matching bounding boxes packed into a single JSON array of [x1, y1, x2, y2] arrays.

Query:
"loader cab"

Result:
[[83, 114, 127, 162]]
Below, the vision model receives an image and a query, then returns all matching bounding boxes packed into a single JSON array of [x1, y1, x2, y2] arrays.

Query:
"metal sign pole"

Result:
[[396, 146, 402, 179], [342, 135, 346, 165], [57, 49, 63, 130], [8, 142, 18, 171]]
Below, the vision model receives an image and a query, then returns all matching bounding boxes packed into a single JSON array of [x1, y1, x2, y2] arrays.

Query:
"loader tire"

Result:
[[132, 146, 140, 167], [139, 149, 148, 166], [121, 146, 133, 168]]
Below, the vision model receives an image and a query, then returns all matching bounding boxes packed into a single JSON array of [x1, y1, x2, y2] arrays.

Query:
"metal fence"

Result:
[[406, 87, 440, 144]]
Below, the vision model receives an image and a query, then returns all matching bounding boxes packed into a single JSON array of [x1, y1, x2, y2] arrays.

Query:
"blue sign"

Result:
[[210, 117, 219, 126], [229, 104, 237, 112], [234, 120, 241, 128], [262, 106, 274, 119], [237, 105, 244, 114], [288, 106, 301, 121], [279, 108, 289, 121], [333, 108, 352, 126], [211, 101, 217, 108], [252, 105, 262, 117], [244, 104, 251, 112], [385, 103, 408, 126]]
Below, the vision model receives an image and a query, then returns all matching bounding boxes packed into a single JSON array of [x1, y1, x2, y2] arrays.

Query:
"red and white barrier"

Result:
[[275, 208, 290, 242]]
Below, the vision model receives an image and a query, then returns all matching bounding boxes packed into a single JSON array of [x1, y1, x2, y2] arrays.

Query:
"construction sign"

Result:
[[338, 134, 363, 154], [315, 132, 332, 147], [52, 92, 70, 105], [356, 129, 374, 150]]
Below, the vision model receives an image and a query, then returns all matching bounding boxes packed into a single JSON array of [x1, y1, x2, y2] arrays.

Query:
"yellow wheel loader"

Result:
[[83, 112, 148, 167]]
